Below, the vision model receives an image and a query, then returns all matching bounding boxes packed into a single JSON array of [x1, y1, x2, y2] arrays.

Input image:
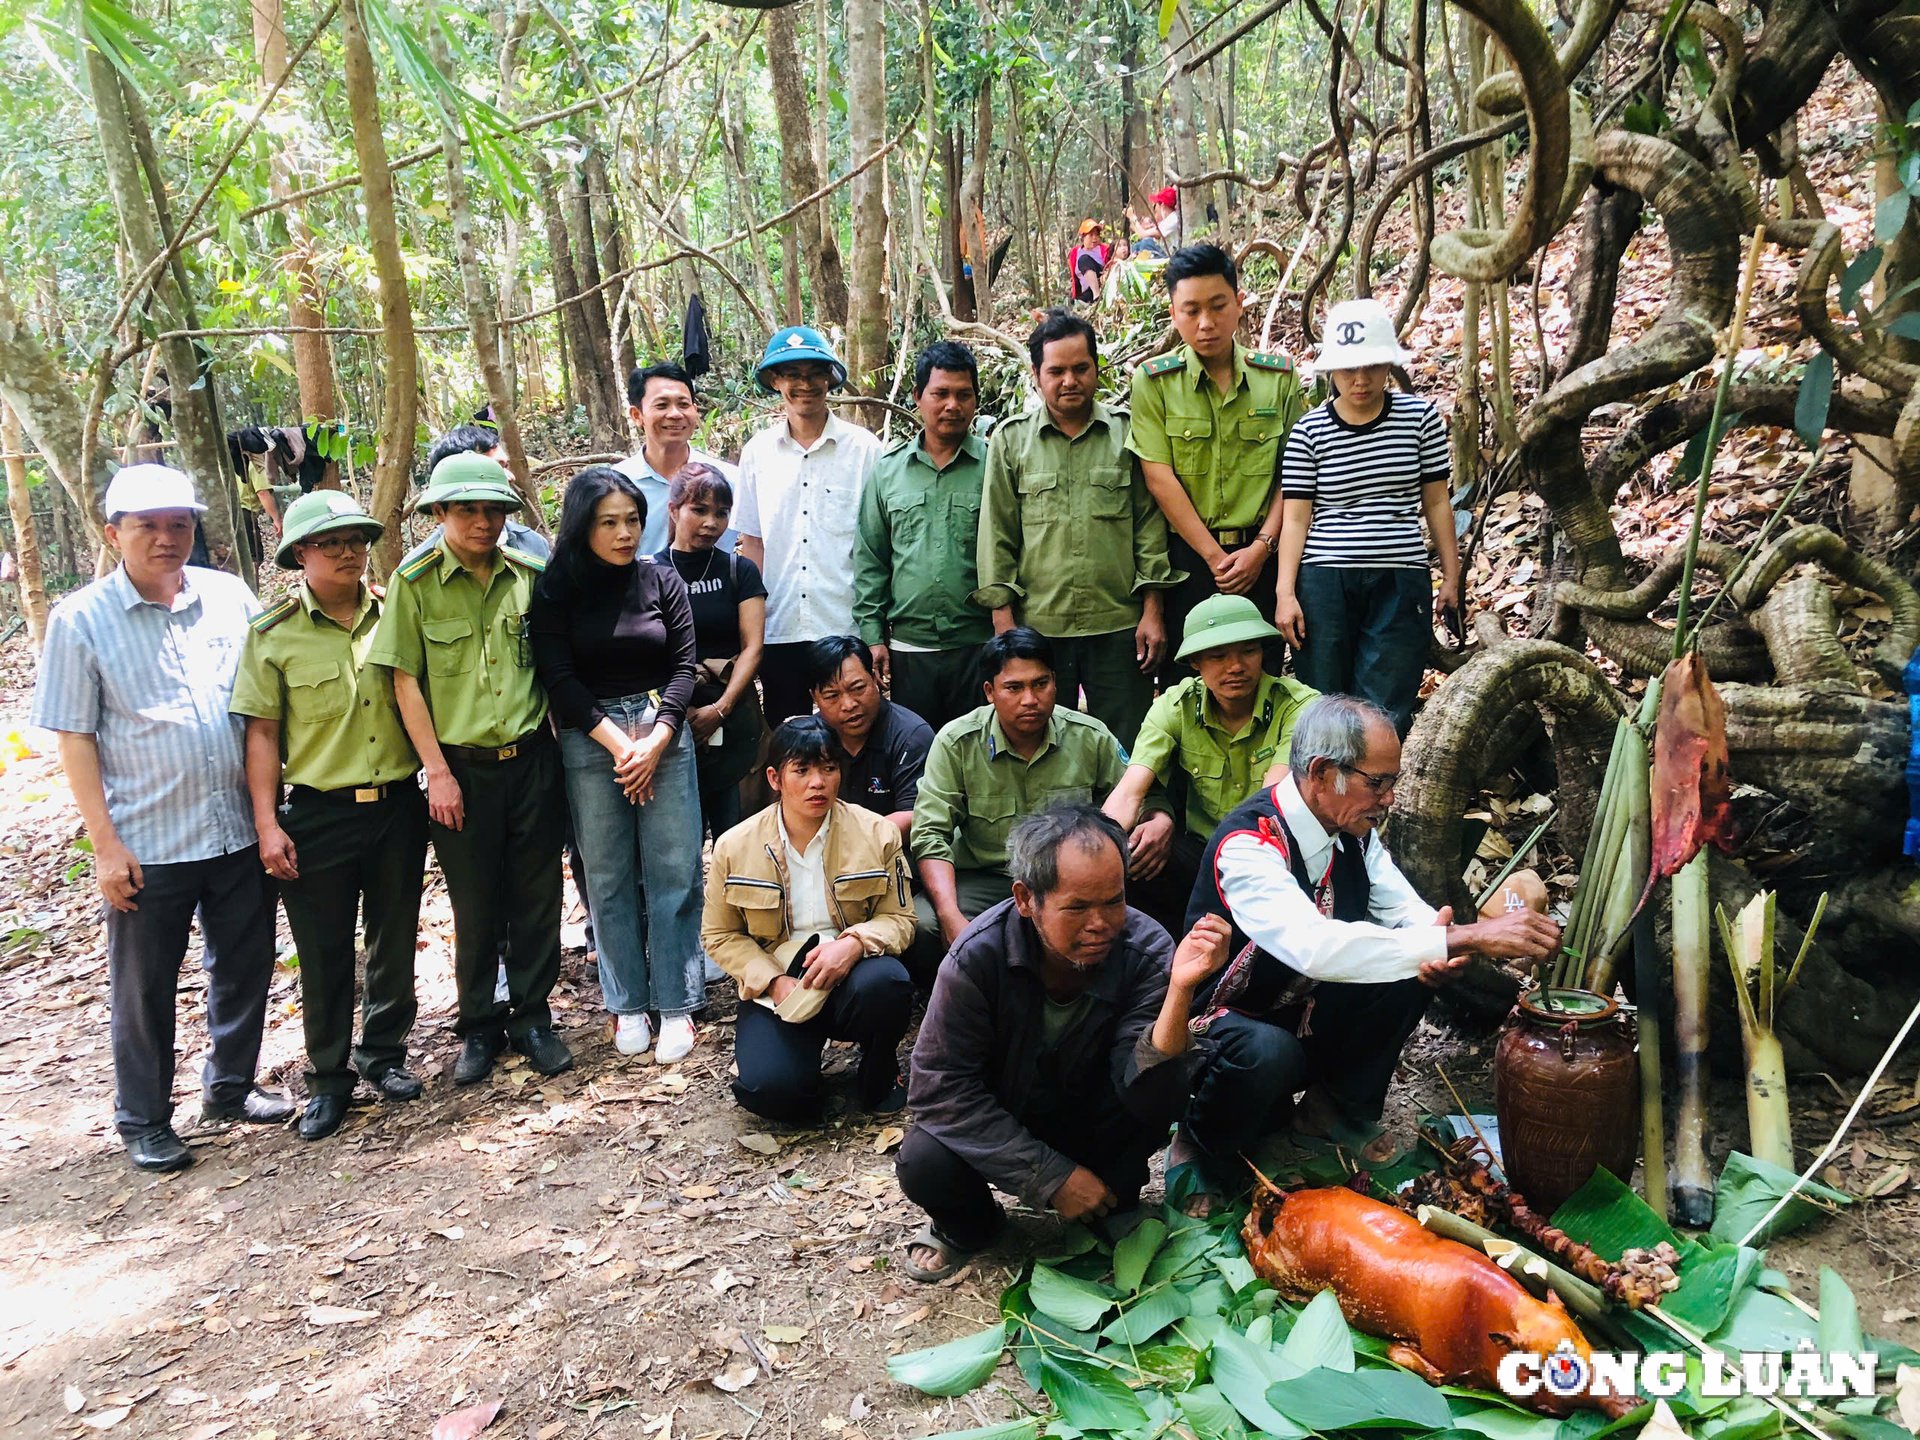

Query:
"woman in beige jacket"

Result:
[[702, 716, 918, 1122]]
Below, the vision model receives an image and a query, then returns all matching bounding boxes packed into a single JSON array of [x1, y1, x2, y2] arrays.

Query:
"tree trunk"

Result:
[[583, 144, 637, 385], [766, 5, 849, 328], [563, 161, 622, 447], [0, 280, 109, 559], [425, 25, 539, 528], [1163, 2, 1214, 237], [341, 0, 419, 578], [724, 97, 783, 327], [844, 0, 890, 386], [959, 82, 995, 328], [251, 0, 336, 421], [3, 402, 48, 649], [533, 153, 618, 445], [1850, 100, 1920, 537]]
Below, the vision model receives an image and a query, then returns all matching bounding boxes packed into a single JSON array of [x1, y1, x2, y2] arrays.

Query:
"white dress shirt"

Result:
[[614, 446, 740, 556], [735, 413, 882, 644], [779, 810, 840, 941], [1215, 774, 1445, 983]]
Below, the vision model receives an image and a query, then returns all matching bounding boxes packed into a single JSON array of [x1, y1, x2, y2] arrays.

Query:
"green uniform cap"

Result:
[[413, 451, 525, 515], [275, 490, 384, 568], [1175, 593, 1282, 660]]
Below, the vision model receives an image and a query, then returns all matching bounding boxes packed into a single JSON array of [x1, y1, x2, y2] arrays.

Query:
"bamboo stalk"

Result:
[[1474, 808, 1558, 913], [1632, 905, 1669, 1222], [1415, 1206, 1610, 1324], [1585, 719, 1652, 996], [1668, 851, 1716, 1225]]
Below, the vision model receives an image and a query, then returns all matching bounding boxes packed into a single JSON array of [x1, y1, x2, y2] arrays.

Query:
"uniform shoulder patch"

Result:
[[369, 583, 386, 601], [249, 597, 299, 634], [501, 545, 547, 573], [1141, 353, 1186, 378], [1246, 350, 1295, 372], [395, 550, 439, 584]]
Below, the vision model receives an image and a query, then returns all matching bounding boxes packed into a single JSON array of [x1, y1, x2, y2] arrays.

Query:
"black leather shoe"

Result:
[[125, 1127, 193, 1173], [453, 1032, 507, 1086], [369, 1068, 423, 1101], [512, 1026, 574, 1077], [202, 1087, 297, 1125], [861, 1076, 910, 1116], [299, 1094, 349, 1141]]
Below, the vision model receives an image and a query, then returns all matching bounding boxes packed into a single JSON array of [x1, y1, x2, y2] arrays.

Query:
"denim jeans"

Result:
[[560, 697, 704, 1018], [1292, 565, 1433, 735]]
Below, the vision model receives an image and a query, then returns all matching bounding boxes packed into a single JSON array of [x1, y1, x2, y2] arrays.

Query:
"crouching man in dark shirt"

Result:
[[896, 803, 1231, 1281]]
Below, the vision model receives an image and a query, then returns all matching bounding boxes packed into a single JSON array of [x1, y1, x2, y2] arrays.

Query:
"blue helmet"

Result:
[[755, 325, 848, 393]]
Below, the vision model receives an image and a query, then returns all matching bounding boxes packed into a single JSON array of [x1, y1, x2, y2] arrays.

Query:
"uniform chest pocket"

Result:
[[1237, 418, 1281, 480], [285, 658, 351, 722], [421, 618, 475, 676], [497, 610, 532, 669], [1015, 471, 1068, 527], [969, 791, 1020, 854], [724, 877, 786, 940], [891, 491, 933, 545], [1169, 415, 1215, 477], [831, 870, 893, 921], [1087, 468, 1132, 520], [1181, 747, 1227, 783], [1040, 784, 1094, 809]]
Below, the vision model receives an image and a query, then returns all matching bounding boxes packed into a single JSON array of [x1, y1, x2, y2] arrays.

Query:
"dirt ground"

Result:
[[0, 629, 1916, 1440]]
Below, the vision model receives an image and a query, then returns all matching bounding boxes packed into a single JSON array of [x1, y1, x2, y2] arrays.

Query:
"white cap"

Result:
[[103, 464, 205, 519], [1315, 298, 1412, 370]]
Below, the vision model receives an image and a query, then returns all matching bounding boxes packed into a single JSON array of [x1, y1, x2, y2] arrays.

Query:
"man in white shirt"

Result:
[[735, 326, 882, 724], [1172, 694, 1560, 1198], [615, 361, 739, 556]]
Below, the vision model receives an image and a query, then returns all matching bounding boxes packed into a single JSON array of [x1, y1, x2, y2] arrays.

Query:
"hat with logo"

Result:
[[412, 450, 525, 515], [275, 490, 384, 568], [754, 325, 848, 393], [104, 464, 206, 520], [1315, 298, 1412, 371], [1175, 593, 1282, 661]]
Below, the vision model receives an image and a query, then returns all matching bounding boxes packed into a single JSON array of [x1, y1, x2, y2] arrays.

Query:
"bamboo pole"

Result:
[[1668, 850, 1715, 1226], [1414, 1207, 1610, 1323]]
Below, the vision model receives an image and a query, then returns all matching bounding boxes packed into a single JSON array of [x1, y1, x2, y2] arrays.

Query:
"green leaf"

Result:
[[1158, 0, 1179, 38], [1658, 1243, 1749, 1334], [1883, 312, 1920, 341], [1551, 1167, 1682, 1260], [1100, 1284, 1189, 1346], [1031, 1264, 1117, 1332], [1816, 1267, 1864, 1355], [1623, 97, 1667, 136], [1209, 1329, 1307, 1438], [1840, 248, 1883, 312], [1795, 351, 1835, 450], [1277, 1290, 1355, 1374], [886, 1321, 1007, 1397], [1175, 1384, 1248, 1440], [1266, 1366, 1454, 1430], [1707, 1151, 1851, 1246], [1876, 190, 1912, 245], [1144, 1225, 1218, 1287], [1037, 1353, 1149, 1432], [1113, 1218, 1166, 1293], [1212, 1253, 1258, 1293], [911, 1423, 1040, 1440], [1445, 1402, 1566, 1440], [1133, 1343, 1207, 1388]]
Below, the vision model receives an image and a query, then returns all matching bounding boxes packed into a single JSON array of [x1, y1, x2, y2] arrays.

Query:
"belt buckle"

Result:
[[353, 786, 381, 804], [497, 744, 518, 761]]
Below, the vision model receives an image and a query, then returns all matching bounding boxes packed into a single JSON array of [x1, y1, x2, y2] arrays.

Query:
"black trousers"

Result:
[[278, 784, 429, 1095], [1124, 827, 1207, 942], [431, 739, 565, 1038], [758, 641, 818, 727], [1053, 629, 1153, 753], [888, 645, 985, 735], [896, 1101, 1166, 1251], [1164, 532, 1287, 683], [103, 845, 276, 1137], [1182, 977, 1433, 1185], [731, 956, 914, 1122]]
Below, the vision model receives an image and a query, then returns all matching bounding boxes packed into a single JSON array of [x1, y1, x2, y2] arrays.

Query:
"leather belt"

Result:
[[289, 782, 406, 805], [1212, 527, 1253, 546], [443, 729, 549, 764]]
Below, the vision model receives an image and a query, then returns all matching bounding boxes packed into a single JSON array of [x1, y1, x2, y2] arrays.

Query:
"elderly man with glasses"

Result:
[[1169, 694, 1561, 1206]]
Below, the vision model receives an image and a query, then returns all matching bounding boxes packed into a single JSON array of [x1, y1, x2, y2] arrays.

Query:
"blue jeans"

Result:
[[1292, 565, 1432, 735], [560, 698, 704, 1018]]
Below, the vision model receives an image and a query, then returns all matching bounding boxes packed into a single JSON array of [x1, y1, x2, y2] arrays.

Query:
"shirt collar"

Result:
[[1178, 342, 1249, 394], [1275, 773, 1334, 872], [908, 431, 986, 472], [111, 563, 202, 615], [1001, 904, 1134, 1004], [774, 414, 846, 455], [1037, 401, 1117, 442], [1195, 672, 1281, 736], [986, 707, 1057, 763], [435, 537, 510, 587], [777, 808, 832, 863], [299, 579, 377, 630]]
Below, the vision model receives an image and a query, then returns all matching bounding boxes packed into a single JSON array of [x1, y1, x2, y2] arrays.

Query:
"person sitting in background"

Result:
[[702, 717, 917, 1123], [1171, 695, 1561, 1205], [1068, 219, 1111, 303], [1102, 595, 1317, 934], [807, 636, 933, 842], [617, 361, 739, 557], [406, 426, 548, 563], [531, 467, 705, 1065], [656, 462, 766, 842], [897, 805, 1232, 1280], [1129, 187, 1182, 257], [910, 627, 1162, 951]]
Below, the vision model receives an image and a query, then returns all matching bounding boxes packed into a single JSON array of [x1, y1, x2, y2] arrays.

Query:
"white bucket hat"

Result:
[[103, 464, 206, 519], [1315, 298, 1411, 370]]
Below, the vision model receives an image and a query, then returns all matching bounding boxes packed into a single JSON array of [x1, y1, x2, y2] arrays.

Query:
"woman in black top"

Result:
[[531, 466, 703, 1063], [654, 462, 767, 838]]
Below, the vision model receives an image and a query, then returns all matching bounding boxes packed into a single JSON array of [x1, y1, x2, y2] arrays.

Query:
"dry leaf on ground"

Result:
[[432, 1397, 504, 1440], [711, 1360, 758, 1393], [736, 1133, 779, 1156], [304, 1305, 379, 1327]]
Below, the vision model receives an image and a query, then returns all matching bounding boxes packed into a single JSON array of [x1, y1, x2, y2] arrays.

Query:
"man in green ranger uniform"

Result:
[[1126, 243, 1305, 674], [368, 452, 573, 1086], [232, 492, 429, 1140]]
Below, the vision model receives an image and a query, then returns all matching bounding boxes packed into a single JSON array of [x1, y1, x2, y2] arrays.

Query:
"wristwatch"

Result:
[[1256, 532, 1280, 554]]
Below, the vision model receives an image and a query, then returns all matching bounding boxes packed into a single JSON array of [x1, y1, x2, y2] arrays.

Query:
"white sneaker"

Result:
[[655, 1015, 697, 1064], [613, 1013, 653, 1056]]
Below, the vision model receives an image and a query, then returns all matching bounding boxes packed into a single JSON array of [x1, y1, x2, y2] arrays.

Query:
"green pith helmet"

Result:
[[275, 490, 384, 568], [412, 450, 525, 515], [1175, 593, 1282, 661], [754, 325, 848, 392]]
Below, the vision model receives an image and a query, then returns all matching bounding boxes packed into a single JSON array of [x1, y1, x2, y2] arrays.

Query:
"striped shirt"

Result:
[[31, 565, 259, 864], [1279, 392, 1449, 568]]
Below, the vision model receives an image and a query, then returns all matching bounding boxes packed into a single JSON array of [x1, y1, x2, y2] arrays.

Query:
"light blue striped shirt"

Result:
[[31, 565, 259, 864]]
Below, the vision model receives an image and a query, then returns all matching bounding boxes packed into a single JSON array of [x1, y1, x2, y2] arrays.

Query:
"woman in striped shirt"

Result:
[[1274, 299, 1460, 735]]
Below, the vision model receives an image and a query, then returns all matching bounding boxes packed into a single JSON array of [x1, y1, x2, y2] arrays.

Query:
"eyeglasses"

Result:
[[308, 534, 371, 557], [1339, 762, 1400, 794]]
